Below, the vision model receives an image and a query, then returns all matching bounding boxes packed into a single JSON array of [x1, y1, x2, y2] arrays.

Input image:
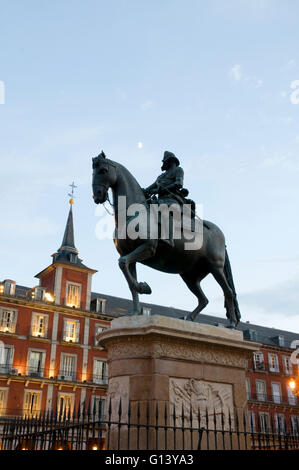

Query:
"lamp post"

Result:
[[289, 378, 299, 397]]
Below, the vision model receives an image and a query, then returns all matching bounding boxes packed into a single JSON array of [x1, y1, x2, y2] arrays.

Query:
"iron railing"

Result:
[[0, 399, 298, 451]]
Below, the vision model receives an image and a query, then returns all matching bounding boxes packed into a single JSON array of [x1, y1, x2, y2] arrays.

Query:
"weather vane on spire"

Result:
[[68, 181, 77, 205]]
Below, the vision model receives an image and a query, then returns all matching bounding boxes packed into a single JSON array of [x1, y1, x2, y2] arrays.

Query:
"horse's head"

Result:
[[92, 151, 117, 204]]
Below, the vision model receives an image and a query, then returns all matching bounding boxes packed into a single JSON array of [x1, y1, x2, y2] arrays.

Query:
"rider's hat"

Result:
[[162, 151, 180, 167]]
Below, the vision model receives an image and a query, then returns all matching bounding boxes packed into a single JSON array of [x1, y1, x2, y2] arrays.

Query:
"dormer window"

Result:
[[142, 306, 151, 316], [34, 287, 46, 302], [3, 280, 16, 296], [66, 282, 81, 308], [70, 254, 78, 264], [95, 298, 106, 314]]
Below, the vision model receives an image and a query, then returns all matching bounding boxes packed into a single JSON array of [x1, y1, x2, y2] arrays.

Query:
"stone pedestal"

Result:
[[98, 315, 259, 450]]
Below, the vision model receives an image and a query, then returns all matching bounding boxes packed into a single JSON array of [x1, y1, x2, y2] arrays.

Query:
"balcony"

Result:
[[248, 392, 298, 406], [92, 375, 108, 385]]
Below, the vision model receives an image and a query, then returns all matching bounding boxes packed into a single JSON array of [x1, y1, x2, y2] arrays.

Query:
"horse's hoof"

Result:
[[184, 313, 194, 322], [138, 282, 152, 294]]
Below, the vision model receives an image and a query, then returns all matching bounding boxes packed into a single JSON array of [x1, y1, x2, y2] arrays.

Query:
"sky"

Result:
[[0, 0, 298, 332]]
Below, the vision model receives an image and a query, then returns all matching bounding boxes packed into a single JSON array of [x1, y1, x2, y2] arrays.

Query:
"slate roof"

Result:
[[91, 291, 299, 349]]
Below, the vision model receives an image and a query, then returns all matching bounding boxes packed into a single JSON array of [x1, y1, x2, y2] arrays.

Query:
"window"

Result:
[[0, 388, 7, 416], [271, 383, 281, 404], [287, 385, 297, 405], [253, 352, 265, 370], [256, 380, 266, 401], [66, 282, 81, 308], [268, 353, 279, 373], [3, 280, 15, 296], [27, 350, 45, 377], [0, 346, 14, 373], [291, 416, 299, 434], [258, 412, 270, 433], [283, 356, 293, 375], [23, 391, 41, 418], [94, 324, 107, 346], [0, 308, 17, 333], [142, 307, 151, 316], [57, 393, 74, 418], [95, 298, 106, 313], [63, 319, 79, 343], [91, 397, 106, 420], [248, 411, 256, 432], [60, 354, 76, 381], [274, 414, 286, 434], [245, 378, 251, 400], [93, 359, 107, 384], [31, 313, 48, 338]]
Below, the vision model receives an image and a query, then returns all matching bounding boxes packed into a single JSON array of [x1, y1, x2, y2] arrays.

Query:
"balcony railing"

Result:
[[0, 366, 108, 385], [248, 392, 298, 406]]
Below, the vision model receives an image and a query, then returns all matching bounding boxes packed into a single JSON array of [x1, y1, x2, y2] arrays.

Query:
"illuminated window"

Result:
[[57, 393, 74, 418], [66, 283, 81, 308], [268, 353, 279, 373], [63, 319, 79, 343], [0, 389, 7, 416], [283, 356, 293, 375], [31, 313, 48, 338], [0, 308, 17, 333], [23, 390, 41, 418]]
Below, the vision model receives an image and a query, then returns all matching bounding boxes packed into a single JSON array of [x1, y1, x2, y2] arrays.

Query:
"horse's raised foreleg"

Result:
[[118, 240, 158, 295], [210, 266, 237, 328], [180, 271, 209, 322]]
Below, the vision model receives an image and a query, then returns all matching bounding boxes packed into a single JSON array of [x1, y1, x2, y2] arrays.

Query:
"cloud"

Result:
[[141, 100, 153, 111], [230, 64, 242, 81], [239, 278, 299, 321]]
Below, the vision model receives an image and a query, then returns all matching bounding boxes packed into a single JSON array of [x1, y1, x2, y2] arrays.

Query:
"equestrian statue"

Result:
[[92, 150, 241, 328]]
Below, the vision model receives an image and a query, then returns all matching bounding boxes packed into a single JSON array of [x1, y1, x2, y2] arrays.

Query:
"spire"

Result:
[[52, 182, 86, 267], [59, 204, 78, 254]]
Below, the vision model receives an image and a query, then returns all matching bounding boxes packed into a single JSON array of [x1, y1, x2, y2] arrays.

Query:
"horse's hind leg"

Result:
[[210, 266, 236, 328], [180, 271, 209, 322]]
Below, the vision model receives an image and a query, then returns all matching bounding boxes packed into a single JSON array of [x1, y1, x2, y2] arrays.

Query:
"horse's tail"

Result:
[[224, 247, 241, 323]]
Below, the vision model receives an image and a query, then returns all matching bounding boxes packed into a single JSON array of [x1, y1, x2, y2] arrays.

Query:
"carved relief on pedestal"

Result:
[[106, 336, 246, 369], [169, 378, 235, 430], [107, 377, 129, 421]]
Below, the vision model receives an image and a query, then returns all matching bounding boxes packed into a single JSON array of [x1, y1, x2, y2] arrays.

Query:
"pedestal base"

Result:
[[98, 315, 259, 450]]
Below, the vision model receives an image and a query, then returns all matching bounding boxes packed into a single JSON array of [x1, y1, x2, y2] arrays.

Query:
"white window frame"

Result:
[[248, 411, 256, 432], [274, 413, 286, 434], [271, 382, 282, 404], [287, 385, 297, 405], [57, 392, 74, 418], [258, 412, 270, 433], [256, 379, 267, 402], [91, 396, 106, 420], [0, 387, 8, 416], [65, 281, 82, 309], [268, 353, 279, 373], [282, 356, 293, 375], [291, 416, 299, 434], [63, 318, 80, 343], [0, 345, 14, 373], [0, 307, 18, 333], [31, 312, 49, 338], [253, 352, 265, 370], [59, 353, 77, 381], [93, 359, 107, 384], [23, 389, 42, 418], [26, 348, 46, 377], [142, 306, 151, 316], [95, 298, 106, 313]]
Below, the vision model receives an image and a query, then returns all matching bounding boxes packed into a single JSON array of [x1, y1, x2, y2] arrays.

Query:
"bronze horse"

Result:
[[92, 152, 241, 328]]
